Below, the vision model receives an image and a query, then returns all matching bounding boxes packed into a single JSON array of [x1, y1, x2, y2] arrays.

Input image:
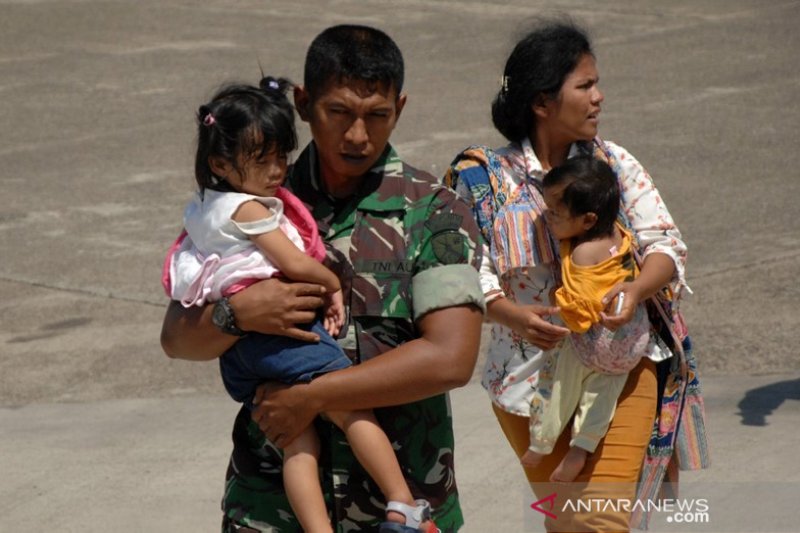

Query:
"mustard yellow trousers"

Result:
[[492, 358, 657, 532]]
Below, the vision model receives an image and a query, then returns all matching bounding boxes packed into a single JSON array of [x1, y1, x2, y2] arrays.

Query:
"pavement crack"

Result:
[[0, 276, 165, 307]]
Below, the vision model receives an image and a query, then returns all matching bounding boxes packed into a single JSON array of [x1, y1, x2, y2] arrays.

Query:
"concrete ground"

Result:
[[2, 0, 800, 531], [2, 375, 799, 531]]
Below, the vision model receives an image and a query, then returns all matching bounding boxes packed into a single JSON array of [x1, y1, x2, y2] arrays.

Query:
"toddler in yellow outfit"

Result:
[[556, 227, 636, 334], [521, 156, 651, 482]]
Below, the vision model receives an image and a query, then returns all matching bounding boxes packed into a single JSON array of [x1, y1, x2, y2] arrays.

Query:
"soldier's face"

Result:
[[295, 79, 406, 189]]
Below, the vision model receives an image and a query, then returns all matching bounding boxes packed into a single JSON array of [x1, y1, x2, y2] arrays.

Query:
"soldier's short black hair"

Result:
[[303, 25, 404, 100]]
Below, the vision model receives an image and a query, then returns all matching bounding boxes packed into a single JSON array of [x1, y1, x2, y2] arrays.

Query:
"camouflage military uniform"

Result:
[[221, 143, 485, 532]]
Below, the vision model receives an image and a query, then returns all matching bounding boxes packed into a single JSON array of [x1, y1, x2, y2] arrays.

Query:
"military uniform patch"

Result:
[[431, 230, 467, 264], [425, 212, 463, 234]]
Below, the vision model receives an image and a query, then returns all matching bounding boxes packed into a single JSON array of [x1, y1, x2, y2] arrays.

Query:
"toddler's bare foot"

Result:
[[520, 449, 544, 468], [550, 446, 587, 482]]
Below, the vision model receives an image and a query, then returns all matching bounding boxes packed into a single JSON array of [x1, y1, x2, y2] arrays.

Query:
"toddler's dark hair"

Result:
[[195, 76, 296, 192], [543, 156, 620, 241], [304, 25, 404, 100]]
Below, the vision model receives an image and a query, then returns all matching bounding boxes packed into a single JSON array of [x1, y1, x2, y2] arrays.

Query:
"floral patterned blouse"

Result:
[[445, 137, 687, 416]]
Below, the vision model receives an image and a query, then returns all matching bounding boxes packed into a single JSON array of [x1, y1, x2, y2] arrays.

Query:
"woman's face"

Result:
[[539, 54, 604, 145]]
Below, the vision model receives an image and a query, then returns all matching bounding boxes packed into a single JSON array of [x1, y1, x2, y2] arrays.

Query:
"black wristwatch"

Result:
[[212, 297, 246, 337]]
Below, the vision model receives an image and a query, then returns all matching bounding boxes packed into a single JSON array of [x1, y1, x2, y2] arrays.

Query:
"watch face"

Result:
[[212, 301, 228, 328]]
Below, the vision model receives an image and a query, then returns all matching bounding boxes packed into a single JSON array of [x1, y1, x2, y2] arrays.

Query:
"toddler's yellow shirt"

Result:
[[555, 226, 638, 333]]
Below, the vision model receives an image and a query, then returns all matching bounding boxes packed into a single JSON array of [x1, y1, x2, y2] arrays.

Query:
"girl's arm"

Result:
[[233, 200, 340, 293], [160, 199, 337, 360]]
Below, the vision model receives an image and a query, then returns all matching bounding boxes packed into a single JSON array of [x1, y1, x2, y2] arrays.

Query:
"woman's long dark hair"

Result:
[[491, 19, 593, 143]]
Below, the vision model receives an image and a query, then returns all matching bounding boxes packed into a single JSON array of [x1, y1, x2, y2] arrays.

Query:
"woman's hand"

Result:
[[251, 381, 320, 449], [599, 281, 644, 330], [513, 304, 571, 350], [488, 298, 570, 350], [599, 252, 676, 330]]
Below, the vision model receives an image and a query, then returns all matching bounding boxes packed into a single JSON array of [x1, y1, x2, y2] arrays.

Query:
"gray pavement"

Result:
[[2, 0, 800, 531], [2, 375, 799, 531]]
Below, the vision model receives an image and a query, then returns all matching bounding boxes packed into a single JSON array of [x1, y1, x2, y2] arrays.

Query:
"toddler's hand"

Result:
[[323, 289, 345, 337]]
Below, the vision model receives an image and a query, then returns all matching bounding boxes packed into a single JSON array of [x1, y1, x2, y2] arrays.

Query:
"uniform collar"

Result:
[[289, 142, 406, 212]]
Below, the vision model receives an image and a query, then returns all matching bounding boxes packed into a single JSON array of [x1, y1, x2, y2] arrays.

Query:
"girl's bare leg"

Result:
[[327, 409, 415, 525], [283, 426, 333, 533]]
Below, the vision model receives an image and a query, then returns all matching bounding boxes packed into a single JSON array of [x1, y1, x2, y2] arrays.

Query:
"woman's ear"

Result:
[[532, 94, 551, 119]]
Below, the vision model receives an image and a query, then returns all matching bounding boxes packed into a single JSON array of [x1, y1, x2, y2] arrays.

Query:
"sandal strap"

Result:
[[379, 523, 440, 533], [385, 499, 432, 528]]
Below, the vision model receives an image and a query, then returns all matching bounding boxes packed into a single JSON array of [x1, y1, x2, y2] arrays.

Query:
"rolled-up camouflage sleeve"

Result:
[[411, 186, 486, 321]]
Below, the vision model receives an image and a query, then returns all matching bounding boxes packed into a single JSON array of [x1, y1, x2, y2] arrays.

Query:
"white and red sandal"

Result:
[[378, 500, 440, 533]]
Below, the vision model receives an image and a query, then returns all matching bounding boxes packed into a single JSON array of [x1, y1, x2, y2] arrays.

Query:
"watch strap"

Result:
[[213, 297, 246, 337]]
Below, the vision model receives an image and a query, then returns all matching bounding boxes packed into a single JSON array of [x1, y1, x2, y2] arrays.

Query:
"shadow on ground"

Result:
[[737, 378, 800, 426]]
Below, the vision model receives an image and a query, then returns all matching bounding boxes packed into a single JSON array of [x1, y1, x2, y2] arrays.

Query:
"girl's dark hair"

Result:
[[543, 156, 620, 241], [304, 24, 404, 100], [492, 19, 593, 142], [195, 76, 297, 192]]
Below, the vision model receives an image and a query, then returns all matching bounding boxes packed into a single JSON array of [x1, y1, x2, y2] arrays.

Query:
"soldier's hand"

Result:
[[251, 381, 319, 448], [230, 278, 326, 342]]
